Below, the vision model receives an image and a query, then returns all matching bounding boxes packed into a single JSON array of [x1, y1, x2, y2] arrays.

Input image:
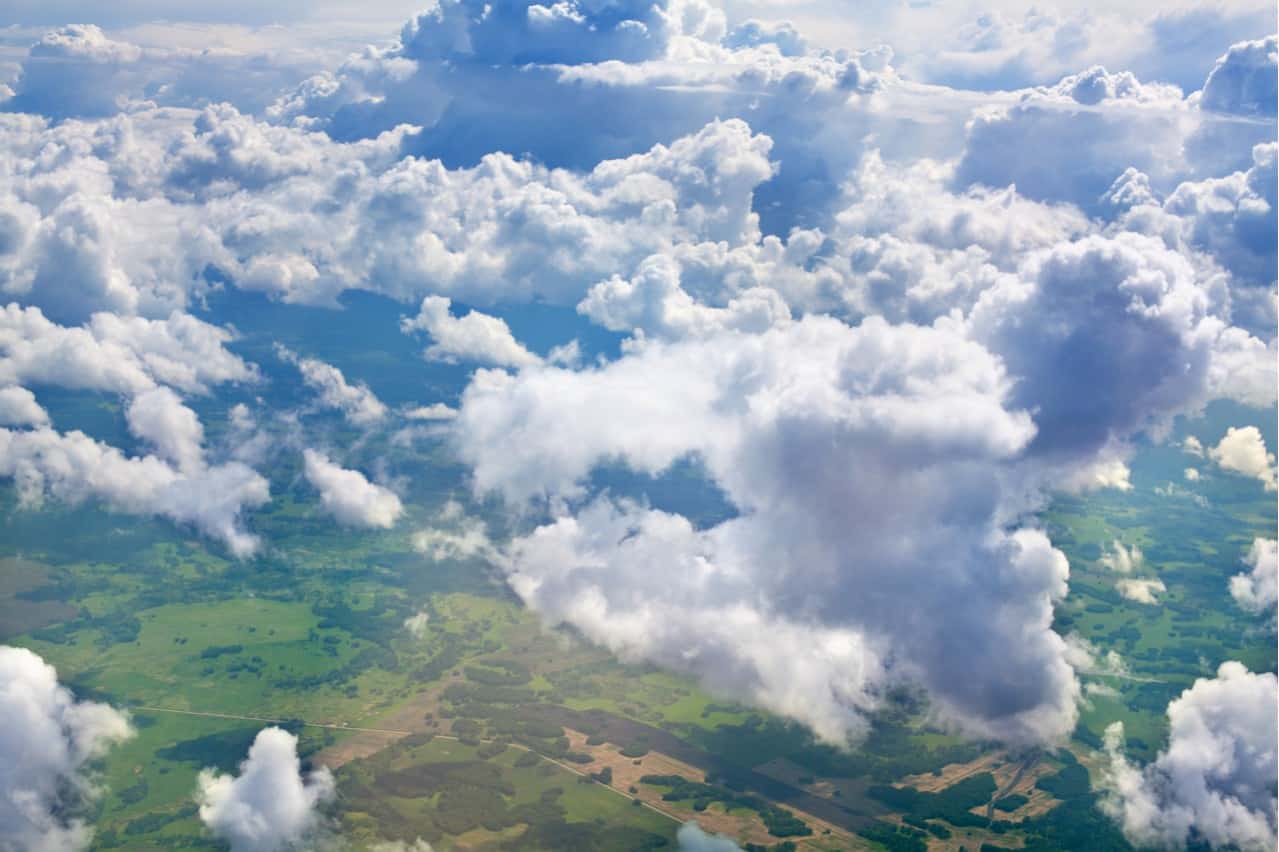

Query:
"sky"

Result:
[[0, 1, 1275, 849]]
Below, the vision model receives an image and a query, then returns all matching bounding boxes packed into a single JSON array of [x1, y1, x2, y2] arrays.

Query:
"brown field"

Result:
[[562, 729, 873, 851], [898, 750, 1008, 793], [0, 557, 78, 639]]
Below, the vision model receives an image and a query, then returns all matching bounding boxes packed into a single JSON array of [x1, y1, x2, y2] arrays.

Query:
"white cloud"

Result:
[[1100, 540, 1144, 573], [0, 384, 47, 426], [1230, 538, 1277, 615], [1208, 425, 1277, 490], [0, 425, 269, 556], [401, 296, 541, 368], [302, 448, 403, 528], [402, 610, 430, 638], [126, 387, 206, 474], [197, 726, 334, 852], [1103, 662, 1277, 850], [410, 501, 498, 562], [455, 316, 1080, 745], [1183, 435, 1205, 456], [1184, 467, 1200, 481], [0, 645, 133, 852], [403, 403, 457, 421], [578, 253, 791, 341], [0, 304, 257, 396], [277, 346, 387, 426], [1116, 577, 1167, 605]]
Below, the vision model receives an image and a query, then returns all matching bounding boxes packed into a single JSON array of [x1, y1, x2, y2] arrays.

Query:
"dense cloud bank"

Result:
[[0, 9, 1273, 849], [0, 645, 133, 852]]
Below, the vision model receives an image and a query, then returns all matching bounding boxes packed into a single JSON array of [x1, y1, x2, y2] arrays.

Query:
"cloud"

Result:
[[577, 253, 791, 341], [0, 645, 133, 852], [0, 384, 48, 426], [2, 25, 142, 120], [0, 304, 257, 396], [401, 296, 541, 368], [1184, 467, 1200, 481], [402, 610, 430, 639], [1116, 577, 1167, 605], [0, 425, 269, 556], [126, 387, 206, 473], [403, 403, 457, 421], [455, 315, 1082, 745], [1103, 662, 1278, 850], [197, 726, 334, 852], [1100, 540, 1144, 573], [302, 449, 403, 528], [1230, 538, 1277, 615], [1208, 425, 1277, 490], [1198, 35, 1278, 118], [277, 346, 387, 426], [410, 500, 498, 562], [676, 821, 744, 851]]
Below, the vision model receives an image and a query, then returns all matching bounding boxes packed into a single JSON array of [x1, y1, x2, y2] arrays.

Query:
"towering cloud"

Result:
[[455, 316, 1080, 744], [197, 726, 334, 852], [1208, 425, 1278, 489], [1103, 662, 1278, 850], [0, 645, 133, 852]]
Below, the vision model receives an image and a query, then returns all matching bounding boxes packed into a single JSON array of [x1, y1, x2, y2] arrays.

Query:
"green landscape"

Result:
[[2, 383, 1272, 851]]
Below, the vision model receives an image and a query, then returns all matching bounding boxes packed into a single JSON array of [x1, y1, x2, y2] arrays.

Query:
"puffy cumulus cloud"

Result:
[[0, 425, 269, 556], [824, 151, 1090, 323], [276, 346, 387, 426], [126, 387, 205, 473], [676, 821, 744, 851], [1198, 35, 1278, 118], [1100, 540, 1144, 574], [302, 449, 403, 528], [196, 726, 334, 852], [1184, 467, 1201, 481], [967, 232, 1266, 467], [953, 36, 1277, 216], [0, 384, 47, 426], [954, 66, 1190, 212], [577, 253, 791, 341], [0, 304, 257, 396], [1, 24, 324, 121], [0, 645, 133, 852], [266, 0, 885, 206], [2, 25, 143, 120], [401, 296, 541, 368], [1110, 143, 1277, 336], [455, 316, 1084, 745], [1116, 577, 1167, 605], [1230, 538, 1277, 616], [1208, 425, 1277, 490], [1103, 662, 1278, 850], [4, 107, 778, 312]]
